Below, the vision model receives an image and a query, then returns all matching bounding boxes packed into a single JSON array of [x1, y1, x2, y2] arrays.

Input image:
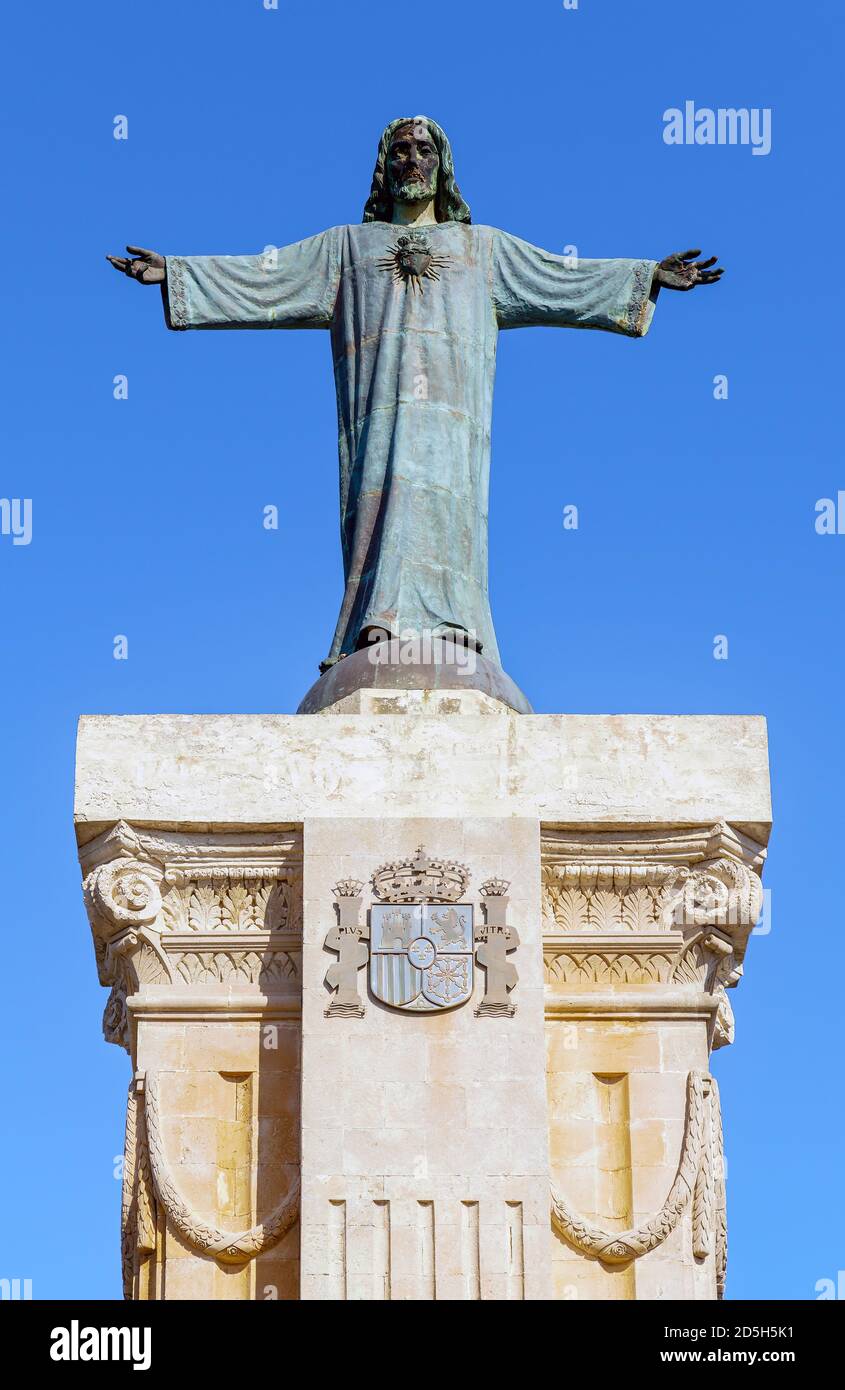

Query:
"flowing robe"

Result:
[[165, 223, 657, 666]]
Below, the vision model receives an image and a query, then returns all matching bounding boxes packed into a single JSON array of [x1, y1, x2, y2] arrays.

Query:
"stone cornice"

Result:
[[128, 996, 301, 1019], [541, 821, 766, 874], [545, 991, 720, 1019], [79, 819, 302, 875]]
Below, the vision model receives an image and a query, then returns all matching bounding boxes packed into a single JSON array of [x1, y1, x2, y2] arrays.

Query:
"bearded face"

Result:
[[386, 121, 440, 204]]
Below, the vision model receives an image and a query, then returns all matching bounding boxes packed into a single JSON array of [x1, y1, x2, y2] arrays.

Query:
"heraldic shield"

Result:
[[370, 903, 474, 1011]]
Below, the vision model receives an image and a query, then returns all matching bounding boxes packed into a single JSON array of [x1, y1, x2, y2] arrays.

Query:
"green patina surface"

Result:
[[165, 120, 657, 669]]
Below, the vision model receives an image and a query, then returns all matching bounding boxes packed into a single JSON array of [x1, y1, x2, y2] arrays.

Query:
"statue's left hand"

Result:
[[105, 246, 166, 285], [654, 249, 723, 291]]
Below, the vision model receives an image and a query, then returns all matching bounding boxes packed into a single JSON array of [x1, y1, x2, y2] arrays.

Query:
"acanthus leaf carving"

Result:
[[219, 882, 252, 931], [542, 884, 589, 933], [542, 871, 672, 936], [159, 876, 295, 935], [172, 949, 297, 989], [104, 982, 130, 1053], [263, 879, 294, 932], [187, 884, 223, 933], [544, 948, 677, 986], [160, 886, 188, 933], [590, 889, 622, 932], [619, 886, 661, 933]]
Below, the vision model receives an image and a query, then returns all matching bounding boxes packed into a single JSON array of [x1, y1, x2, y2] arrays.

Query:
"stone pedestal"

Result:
[[75, 695, 771, 1300]]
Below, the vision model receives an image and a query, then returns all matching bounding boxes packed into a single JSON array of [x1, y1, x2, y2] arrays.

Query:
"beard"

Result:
[[390, 172, 437, 203]]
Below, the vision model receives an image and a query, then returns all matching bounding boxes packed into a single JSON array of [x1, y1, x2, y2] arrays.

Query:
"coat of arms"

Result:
[[323, 848, 518, 1018], [370, 902, 474, 1011]]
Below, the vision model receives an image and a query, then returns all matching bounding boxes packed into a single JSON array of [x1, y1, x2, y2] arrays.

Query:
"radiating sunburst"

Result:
[[378, 233, 450, 295]]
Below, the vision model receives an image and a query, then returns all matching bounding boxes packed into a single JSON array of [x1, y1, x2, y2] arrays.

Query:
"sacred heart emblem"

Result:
[[399, 242, 432, 278], [369, 902, 474, 1011], [377, 233, 450, 295]]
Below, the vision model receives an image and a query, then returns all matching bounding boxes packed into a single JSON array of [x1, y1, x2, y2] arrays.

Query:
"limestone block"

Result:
[[299, 815, 552, 1300], [75, 711, 770, 838]]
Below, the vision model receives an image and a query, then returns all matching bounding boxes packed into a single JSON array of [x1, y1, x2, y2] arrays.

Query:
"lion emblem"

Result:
[[429, 907, 468, 948]]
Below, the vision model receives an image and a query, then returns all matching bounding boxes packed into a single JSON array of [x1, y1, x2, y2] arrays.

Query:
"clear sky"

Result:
[[1, 0, 842, 1301]]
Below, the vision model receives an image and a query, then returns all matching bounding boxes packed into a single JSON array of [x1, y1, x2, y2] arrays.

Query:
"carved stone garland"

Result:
[[121, 1079, 157, 1299], [550, 1071, 727, 1294], [141, 1071, 300, 1265], [121, 1079, 140, 1299], [710, 1076, 728, 1298]]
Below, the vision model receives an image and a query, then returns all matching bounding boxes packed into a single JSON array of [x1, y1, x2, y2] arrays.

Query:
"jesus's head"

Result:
[[363, 116, 472, 225], [386, 119, 440, 205]]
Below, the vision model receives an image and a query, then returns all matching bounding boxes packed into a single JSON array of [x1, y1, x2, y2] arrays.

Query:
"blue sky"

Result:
[[1, 0, 842, 1300]]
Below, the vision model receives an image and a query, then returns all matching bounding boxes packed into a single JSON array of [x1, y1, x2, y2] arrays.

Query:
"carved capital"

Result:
[[79, 822, 304, 1052], [83, 856, 167, 1053], [659, 856, 764, 936], [87, 857, 164, 931], [541, 822, 767, 1049]]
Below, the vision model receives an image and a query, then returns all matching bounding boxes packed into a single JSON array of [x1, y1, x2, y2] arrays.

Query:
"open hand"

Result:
[[655, 249, 723, 291], [106, 246, 165, 285]]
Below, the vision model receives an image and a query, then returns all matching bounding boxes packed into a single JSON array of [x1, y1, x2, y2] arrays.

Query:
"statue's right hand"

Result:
[[106, 245, 165, 285]]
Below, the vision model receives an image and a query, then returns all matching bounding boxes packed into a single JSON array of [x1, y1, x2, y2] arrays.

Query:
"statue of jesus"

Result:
[[108, 115, 721, 677]]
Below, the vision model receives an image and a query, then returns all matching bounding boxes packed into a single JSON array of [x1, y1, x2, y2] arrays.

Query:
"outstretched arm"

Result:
[[492, 230, 723, 337], [106, 230, 341, 330]]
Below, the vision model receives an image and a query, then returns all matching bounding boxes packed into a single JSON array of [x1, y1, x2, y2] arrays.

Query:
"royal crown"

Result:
[[333, 879, 363, 899], [480, 878, 511, 898], [372, 846, 470, 904]]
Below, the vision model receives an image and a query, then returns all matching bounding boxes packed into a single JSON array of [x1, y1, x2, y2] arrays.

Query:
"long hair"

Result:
[[362, 116, 471, 225]]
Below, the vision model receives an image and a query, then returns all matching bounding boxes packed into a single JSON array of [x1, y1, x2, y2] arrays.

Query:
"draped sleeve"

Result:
[[492, 228, 657, 338], [163, 227, 341, 331]]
